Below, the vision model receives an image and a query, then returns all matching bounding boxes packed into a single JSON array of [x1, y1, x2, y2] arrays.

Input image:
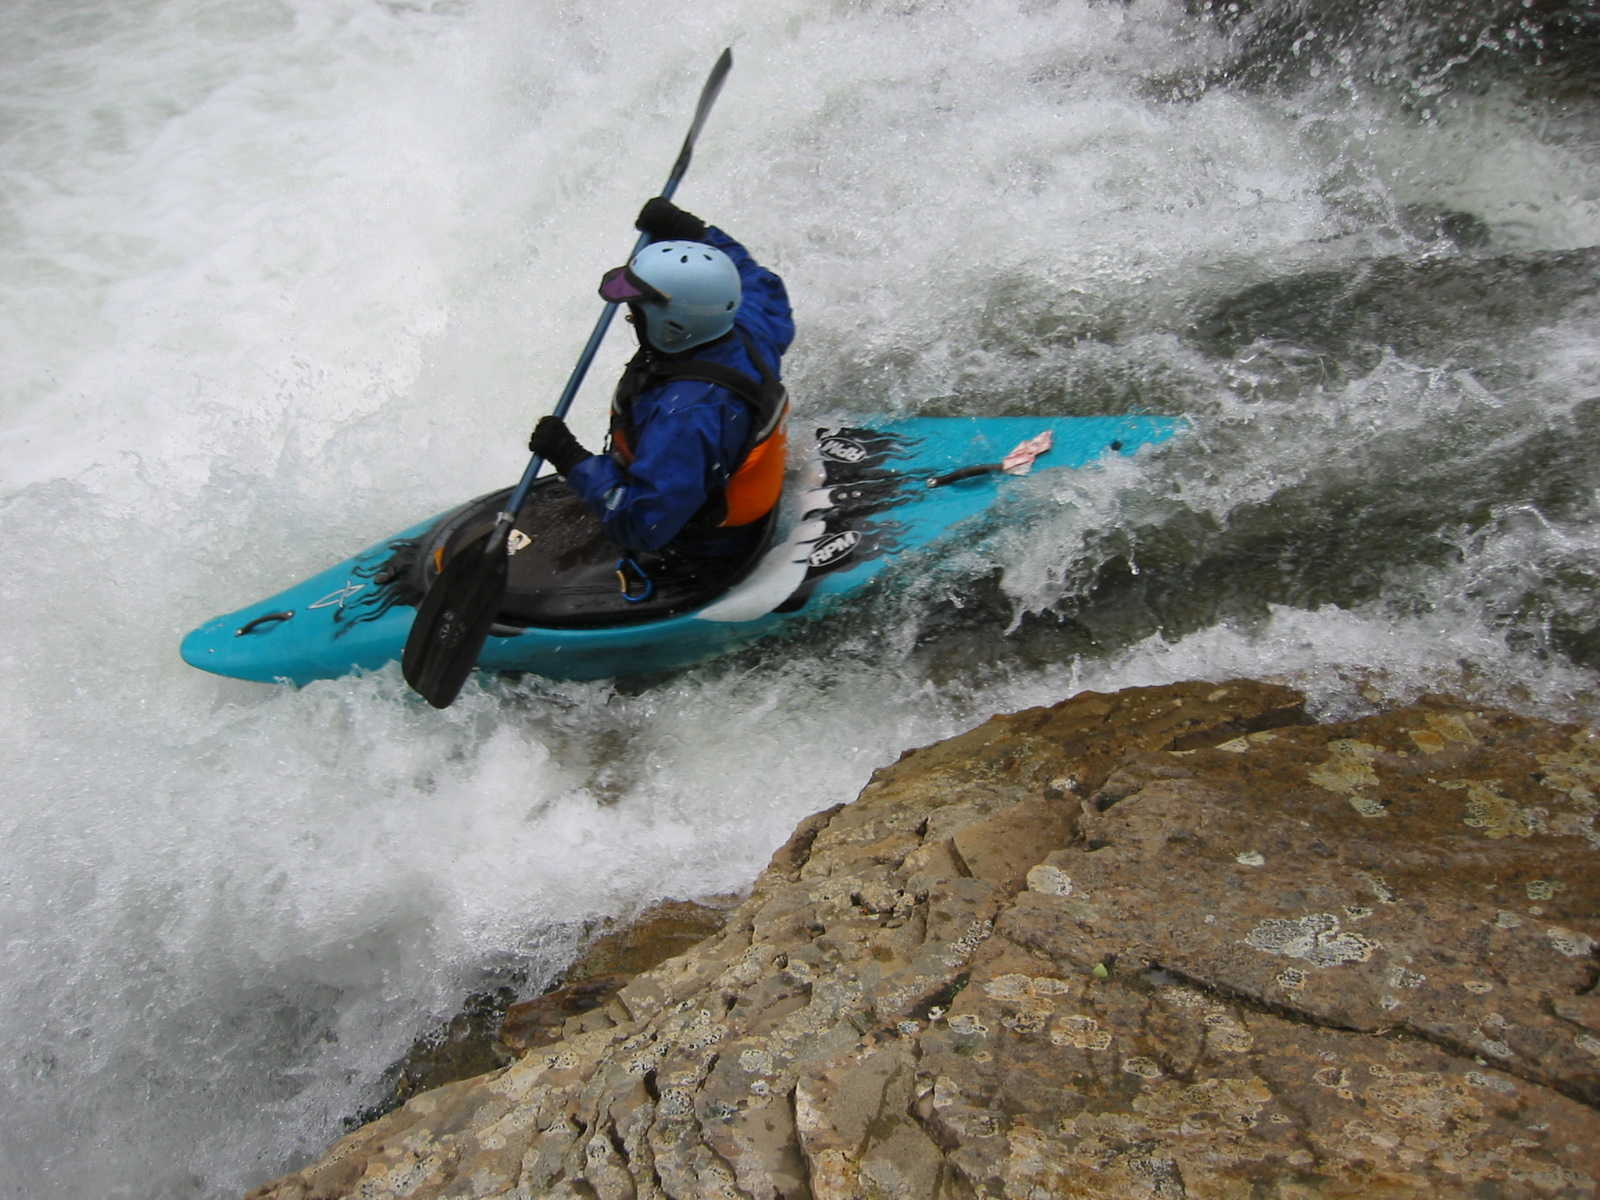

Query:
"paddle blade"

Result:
[[401, 535, 509, 708], [663, 48, 732, 197]]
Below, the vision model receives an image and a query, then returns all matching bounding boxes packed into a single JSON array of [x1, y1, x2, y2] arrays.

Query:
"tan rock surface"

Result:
[[497, 898, 738, 1059], [250, 682, 1600, 1199]]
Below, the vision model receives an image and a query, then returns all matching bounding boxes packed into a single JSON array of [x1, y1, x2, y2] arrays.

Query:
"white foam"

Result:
[[3, 0, 1597, 1195]]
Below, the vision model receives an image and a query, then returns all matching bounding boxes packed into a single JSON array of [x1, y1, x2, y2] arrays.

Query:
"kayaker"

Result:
[[528, 197, 794, 567]]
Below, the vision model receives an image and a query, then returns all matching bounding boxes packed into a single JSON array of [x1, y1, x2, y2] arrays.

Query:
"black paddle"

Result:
[[402, 48, 734, 708]]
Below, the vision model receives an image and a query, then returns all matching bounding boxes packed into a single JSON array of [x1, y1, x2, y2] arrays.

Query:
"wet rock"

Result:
[[355, 898, 737, 1126], [1192, 246, 1600, 383], [351, 986, 522, 1127], [497, 898, 737, 1057], [249, 681, 1600, 1199], [1183, 0, 1600, 102], [1396, 205, 1492, 251]]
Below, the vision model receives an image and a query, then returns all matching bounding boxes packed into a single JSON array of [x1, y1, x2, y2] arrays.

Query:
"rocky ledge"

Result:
[[252, 681, 1600, 1199]]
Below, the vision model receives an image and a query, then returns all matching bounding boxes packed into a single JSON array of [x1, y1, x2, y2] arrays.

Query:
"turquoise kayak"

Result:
[[180, 415, 1182, 687]]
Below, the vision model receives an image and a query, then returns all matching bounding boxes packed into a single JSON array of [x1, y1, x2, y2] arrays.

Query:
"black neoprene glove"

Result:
[[636, 196, 707, 242], [528, 416, 590, 476]]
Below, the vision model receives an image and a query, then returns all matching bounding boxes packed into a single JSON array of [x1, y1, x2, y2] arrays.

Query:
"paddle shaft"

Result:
[[401, 49, 733, 707], [486, 47, 734, 554]]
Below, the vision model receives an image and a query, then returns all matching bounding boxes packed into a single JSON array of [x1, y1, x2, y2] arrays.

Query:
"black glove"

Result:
[[528, 416, 590, 475], [636, 196, 707, 242]]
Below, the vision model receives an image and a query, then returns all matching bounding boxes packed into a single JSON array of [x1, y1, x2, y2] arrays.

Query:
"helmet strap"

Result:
[[626, 304, 656, 355]]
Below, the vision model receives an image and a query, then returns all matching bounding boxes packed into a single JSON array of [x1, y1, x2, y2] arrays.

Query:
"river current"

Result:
[[2, 1, 1597, 1195]]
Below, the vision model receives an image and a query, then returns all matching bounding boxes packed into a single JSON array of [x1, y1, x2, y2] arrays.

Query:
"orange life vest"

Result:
[[609, 329, 788, 529]]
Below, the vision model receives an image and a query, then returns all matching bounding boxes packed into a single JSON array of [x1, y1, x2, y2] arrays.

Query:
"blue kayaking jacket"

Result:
[[566, 226, 794, 557]]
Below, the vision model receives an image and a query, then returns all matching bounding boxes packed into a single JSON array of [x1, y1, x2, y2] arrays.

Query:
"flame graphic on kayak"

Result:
[[771, 429, 924, 612], [327, 540, 423, 638], [816, 426, 920, 477]]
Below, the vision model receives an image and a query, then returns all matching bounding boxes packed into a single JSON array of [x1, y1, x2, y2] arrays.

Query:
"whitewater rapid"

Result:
[[3, 0, 1596, 1195]]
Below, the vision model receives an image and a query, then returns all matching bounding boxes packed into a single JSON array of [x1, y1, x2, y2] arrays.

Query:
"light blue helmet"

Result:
[[624, 240, 742, 353]]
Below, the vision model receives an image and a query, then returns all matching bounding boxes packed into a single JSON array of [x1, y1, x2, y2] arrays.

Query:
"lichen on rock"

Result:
[[249, 682, 1600, 1200]]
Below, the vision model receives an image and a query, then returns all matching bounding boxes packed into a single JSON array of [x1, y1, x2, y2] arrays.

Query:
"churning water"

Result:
[[3, 0, 1597, 1194]]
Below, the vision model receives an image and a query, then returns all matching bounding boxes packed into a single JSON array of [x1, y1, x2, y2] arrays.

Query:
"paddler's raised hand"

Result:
[[636, 196, 707, 242], [529, 416, 591, 476]]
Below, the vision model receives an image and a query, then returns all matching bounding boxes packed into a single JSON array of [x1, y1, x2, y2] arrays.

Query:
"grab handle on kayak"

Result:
[[926, 464, 1000, 488], [927, 430, 1061, 488], [237, 611, 294, 636]]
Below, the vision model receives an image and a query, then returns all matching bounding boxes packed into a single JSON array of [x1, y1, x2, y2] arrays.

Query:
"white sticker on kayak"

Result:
[[820, 436, 869, 464], [309, 581, 364, 610], [808, 529, 861, 567]]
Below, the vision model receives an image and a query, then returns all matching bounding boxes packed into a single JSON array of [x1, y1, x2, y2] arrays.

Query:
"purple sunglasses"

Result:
[[598, 265, 669, 305]]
